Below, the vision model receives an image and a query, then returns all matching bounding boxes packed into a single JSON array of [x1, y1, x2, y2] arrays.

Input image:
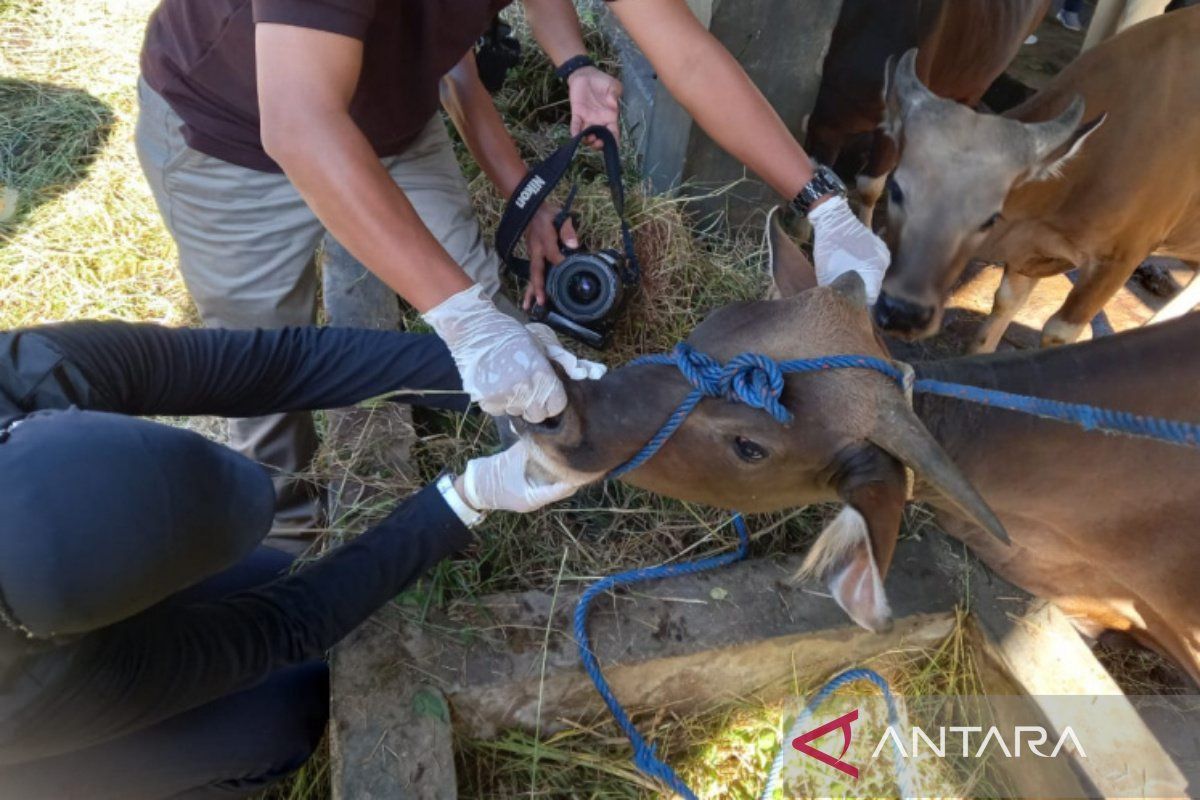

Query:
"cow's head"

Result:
[[516, 209, 1007, 632], [873, 49, 1104, 340]]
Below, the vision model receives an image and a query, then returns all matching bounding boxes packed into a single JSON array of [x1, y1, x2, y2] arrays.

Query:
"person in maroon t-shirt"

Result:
[[137, 0, 617, 548], [135, 0, 890, 552]]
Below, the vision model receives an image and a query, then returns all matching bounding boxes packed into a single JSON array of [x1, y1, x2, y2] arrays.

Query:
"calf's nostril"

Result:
[[534, 413, 563, 433], [874, 292, 934, 334]]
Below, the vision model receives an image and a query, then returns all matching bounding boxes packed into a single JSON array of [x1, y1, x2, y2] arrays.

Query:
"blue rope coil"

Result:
[[760, 668, 915, 800], [572, 514, 751, 800], [579, 345, 1200, 798]]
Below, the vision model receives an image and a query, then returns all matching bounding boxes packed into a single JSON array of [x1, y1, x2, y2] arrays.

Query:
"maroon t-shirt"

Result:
[[141, 0, 512, 172]]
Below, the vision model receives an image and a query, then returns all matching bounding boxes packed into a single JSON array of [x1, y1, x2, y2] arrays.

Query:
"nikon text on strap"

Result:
[[495, 125, 640, 286]]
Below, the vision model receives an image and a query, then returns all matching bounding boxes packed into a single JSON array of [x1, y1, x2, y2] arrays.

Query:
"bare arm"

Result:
[[522, 0, 588, 66], [256, 23, 472, 312], [606, 0, 815, 199], [523, 0, 622, 145], [440, 51, 579, 308], [441, 51, 529, 197]]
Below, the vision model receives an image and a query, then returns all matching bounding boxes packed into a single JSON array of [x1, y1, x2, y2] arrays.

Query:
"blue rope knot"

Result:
[[672, 343, 793, 424]]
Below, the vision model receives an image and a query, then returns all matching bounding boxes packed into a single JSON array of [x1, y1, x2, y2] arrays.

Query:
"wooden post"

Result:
[[1083, 0, 1169, 50], [608, 0, 843, 228]]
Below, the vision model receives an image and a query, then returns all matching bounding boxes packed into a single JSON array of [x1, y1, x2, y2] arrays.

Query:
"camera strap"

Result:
[[495, 125, 640, 286]]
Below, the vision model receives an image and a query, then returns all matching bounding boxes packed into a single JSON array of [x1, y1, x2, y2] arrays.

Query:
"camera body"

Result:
[[495, 125, 640, 350], [532, 247, 629, 349]]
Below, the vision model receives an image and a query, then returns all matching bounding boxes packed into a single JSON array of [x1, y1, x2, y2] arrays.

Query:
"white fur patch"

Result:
[[521, 436, 607, 487], [797, 505, 871, 582], [796, 505, 892, 631]]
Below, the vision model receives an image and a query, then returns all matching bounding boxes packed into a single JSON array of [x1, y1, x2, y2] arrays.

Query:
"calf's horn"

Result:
[[893, 48, 937, 116], [1026, 94, 1086, 160], [868, 394, 1011, 545]]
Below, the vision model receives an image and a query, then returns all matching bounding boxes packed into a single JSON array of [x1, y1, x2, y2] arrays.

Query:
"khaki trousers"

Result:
[[135, 78, 505, 545]]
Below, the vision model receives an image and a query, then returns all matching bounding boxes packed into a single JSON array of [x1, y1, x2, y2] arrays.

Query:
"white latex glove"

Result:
[[808, 196, 890, 306], [459, 439, 582, 513], [527, 323, 608, 381], [424, 285, 565, 423]]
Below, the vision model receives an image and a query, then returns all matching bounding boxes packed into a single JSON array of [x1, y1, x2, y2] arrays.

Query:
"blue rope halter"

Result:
[[576, 343, 1200, 799]]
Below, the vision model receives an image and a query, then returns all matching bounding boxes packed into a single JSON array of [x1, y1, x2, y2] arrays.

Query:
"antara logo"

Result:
[[791, 709, 1087, 779], [792, 709, 860, 779], [514, 175, 547, 209]]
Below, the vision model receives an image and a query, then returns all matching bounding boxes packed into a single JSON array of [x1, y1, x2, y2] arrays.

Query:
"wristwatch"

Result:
[[437, 473, 487, 528], [789, 164, 847, 217], [555, 54, 595, 82]]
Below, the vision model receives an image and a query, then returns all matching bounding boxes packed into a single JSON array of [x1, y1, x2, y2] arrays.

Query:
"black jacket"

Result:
[[0, 322, 471, 765]]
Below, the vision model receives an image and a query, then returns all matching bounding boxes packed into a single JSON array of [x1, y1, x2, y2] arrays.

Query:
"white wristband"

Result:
[[437, 473, 487, 528]]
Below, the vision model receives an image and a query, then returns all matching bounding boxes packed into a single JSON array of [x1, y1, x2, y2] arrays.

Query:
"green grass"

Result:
[[0, 0, 191, 326]]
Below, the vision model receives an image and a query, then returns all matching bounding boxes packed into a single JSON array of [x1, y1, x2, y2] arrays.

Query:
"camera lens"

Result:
[[546, 252, 624, 323], [567, 273, 601, 305]]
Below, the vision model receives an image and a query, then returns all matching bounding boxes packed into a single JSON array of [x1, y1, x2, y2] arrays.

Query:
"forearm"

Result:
[[608, 0, 814, 198], [523, 0, 588, 65], [30, 322, 466, 418], [441, 53, 529, 197]]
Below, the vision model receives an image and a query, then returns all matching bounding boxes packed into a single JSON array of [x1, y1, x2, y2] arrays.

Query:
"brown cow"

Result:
[[517, 215, 1200, 681], [806, 0, 1050, 223], [873, 9, 1200, 349]]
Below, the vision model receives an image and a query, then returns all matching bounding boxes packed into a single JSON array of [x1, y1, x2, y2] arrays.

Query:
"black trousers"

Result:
[[1, 549, 327, 800]]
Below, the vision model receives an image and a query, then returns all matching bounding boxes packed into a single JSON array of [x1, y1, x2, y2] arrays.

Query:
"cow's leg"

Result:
[[855, 130, 898, 227], [1043, 255, 1141, 346], [804, 121, 845, 172], [972, 270, 1038, 353], [1149, 266, 1200, 323]]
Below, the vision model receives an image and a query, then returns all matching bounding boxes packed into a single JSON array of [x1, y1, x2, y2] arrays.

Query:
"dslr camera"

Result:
[[495, 126, 640, 349]]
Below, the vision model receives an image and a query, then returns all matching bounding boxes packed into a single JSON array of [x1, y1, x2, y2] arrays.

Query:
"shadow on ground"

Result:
[[0, 78, 114, 234]]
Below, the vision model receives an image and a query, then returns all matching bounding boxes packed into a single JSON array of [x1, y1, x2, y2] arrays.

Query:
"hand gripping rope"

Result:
[[574, 344, 1200, 799]]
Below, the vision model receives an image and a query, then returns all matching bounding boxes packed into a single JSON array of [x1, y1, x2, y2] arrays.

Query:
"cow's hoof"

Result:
[[1041, 318, 1084, 348]]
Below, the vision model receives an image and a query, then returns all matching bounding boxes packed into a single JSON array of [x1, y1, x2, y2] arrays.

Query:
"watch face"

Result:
[[817, 166, 846, 194], [792, 166, 846, 215]]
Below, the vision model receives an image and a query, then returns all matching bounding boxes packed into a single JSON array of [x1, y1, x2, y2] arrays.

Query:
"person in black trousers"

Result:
[[0, 321, 587, 799]]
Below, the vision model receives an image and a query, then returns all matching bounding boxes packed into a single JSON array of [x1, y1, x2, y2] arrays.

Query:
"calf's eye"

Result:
[[980, 212, 1002, 231], [733, 436, 769, 463], [886, 176, 904, 206]]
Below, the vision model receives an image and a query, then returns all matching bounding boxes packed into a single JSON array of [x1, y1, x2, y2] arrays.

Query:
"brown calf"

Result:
[[873, 9, 1200, 349], [807, 0, 1049, 223], [519, 213, 1200, 682]]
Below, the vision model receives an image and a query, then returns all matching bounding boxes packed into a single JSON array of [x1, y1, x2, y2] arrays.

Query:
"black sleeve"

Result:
[[26, 321, 468, 417], [4, 483, 471, 765]]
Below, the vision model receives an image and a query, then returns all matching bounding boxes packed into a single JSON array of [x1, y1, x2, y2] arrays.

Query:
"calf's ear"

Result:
[[796, 447, 908, 633], [1021, 98, 1106, 184], [765, 205, 816, 299]]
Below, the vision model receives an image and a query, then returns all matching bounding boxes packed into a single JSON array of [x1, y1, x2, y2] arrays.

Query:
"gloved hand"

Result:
[[458, 439, 584, 513], [808, 196, 890, 306], [423, 285, 567, 422], [527, 323, 607, 381]]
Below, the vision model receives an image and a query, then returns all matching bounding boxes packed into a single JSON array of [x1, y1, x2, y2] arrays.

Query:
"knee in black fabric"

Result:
[[203, 661, 330, 796], [0, 662, 329, 800], [0, 409, 275, 637]]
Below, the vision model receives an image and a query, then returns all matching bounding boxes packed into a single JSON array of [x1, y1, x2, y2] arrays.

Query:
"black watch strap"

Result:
[[555, 54, 595, 82], [789, 164, 847, 217]]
